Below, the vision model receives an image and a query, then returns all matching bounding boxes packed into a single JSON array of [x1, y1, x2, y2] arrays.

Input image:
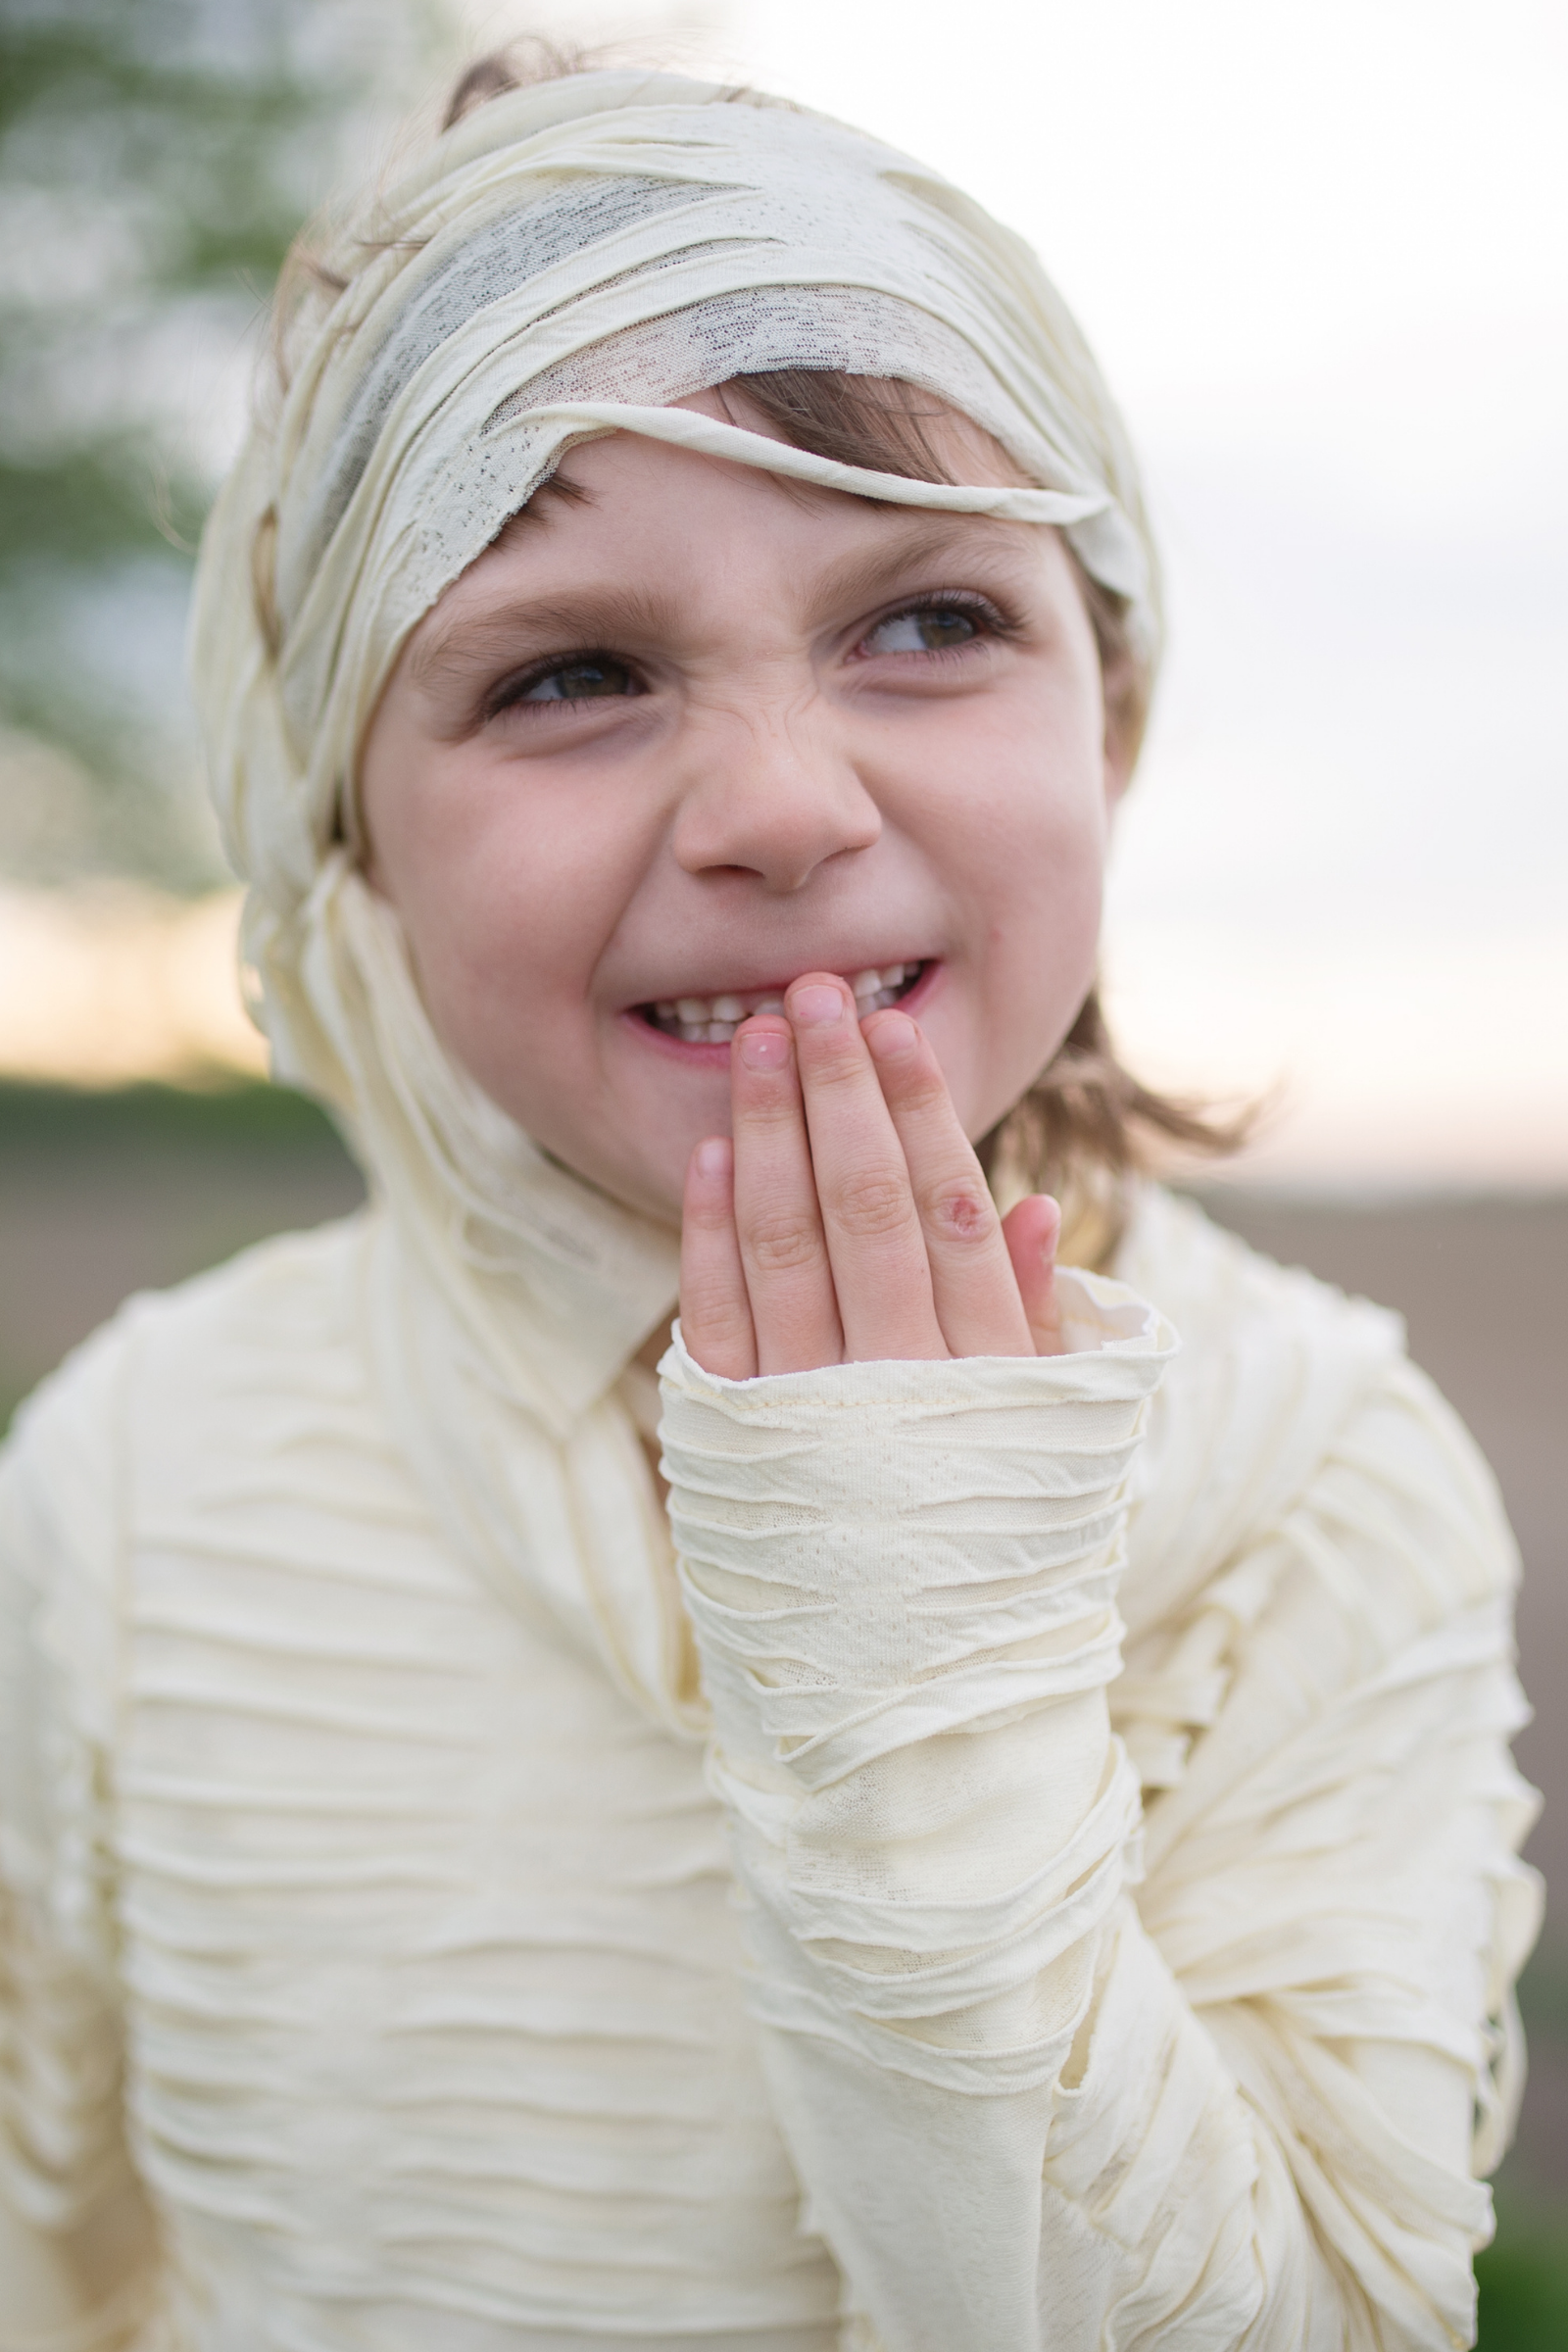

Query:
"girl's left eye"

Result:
[[861, 603, 985, 657], [513, 656, 638, 705]]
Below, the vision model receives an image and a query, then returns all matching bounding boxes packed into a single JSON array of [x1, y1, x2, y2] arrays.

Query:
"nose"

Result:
[[670, 693, 882, 894]]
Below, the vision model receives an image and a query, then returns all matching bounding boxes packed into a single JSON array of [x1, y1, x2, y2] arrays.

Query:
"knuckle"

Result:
[[894, 1060, 949, 1111], [685, 1195, 735, 1233], [681, 1258, 742, 1312], [826, 1170, 914, 1240], [735, 1093, 803, 1138], [688, 1293, 753, 1350], [745, 1209, 826, 1274], [921, 1177, 1001, 1248], [802, 1037, 864, 1090], [681, 1298, 756, 1379]]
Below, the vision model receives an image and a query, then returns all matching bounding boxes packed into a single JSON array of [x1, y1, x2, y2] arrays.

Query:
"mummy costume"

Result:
[[0, 71, 1539, 2351]]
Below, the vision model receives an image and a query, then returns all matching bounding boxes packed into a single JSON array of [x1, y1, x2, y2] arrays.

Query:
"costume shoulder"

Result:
[[1112, 1183, 1521, 1791], [1115, 1185, 1408, 1628], [1115, 1180, 1518, 1642]]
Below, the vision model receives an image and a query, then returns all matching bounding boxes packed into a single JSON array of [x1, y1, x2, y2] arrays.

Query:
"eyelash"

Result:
[[484, 589, 1016, 718]]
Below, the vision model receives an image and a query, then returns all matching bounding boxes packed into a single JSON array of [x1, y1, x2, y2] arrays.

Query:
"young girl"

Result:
[[0, 59, 1541, 2352]]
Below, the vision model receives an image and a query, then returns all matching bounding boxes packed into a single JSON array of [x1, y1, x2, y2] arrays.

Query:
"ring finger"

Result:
[[860, 1009, 1035, 1356]]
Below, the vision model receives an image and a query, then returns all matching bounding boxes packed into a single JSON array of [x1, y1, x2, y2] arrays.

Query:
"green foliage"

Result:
[[0, 0, 448, 887], [0, 1070, 348, 1153], [1477, 2221, 1568, 2348]]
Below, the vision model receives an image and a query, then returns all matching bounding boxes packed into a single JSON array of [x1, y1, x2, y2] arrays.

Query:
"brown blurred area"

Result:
[[2, 1087, 1565, 2218]]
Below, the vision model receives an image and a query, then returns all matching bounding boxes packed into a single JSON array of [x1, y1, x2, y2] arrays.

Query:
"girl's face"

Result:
[[360, 391, 1129, 1228]]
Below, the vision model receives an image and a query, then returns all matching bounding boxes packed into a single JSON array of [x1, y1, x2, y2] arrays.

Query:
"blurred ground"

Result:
[[1, 1080, 1565, 2339]]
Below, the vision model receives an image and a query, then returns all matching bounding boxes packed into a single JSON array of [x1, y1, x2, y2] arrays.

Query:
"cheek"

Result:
[[932, 680, 1108, 930], [380, 762, 644, 1059], [920, 691, 1108, 1112]]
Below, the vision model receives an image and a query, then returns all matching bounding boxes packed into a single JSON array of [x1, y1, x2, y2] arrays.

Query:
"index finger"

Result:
[[729, 1015, 845, 1374]]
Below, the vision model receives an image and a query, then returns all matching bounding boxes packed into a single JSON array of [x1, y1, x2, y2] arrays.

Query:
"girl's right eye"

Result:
[[496, 655, 640, 710]]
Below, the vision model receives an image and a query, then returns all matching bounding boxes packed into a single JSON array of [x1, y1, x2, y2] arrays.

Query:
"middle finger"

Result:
[[785, 974, 947, 1362]]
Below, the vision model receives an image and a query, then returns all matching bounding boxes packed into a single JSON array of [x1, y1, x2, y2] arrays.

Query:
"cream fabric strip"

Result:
[[470, 402, 1114, 524]]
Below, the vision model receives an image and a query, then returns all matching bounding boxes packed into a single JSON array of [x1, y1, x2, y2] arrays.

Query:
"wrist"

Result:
[[659, 1283, 1176, 1791]]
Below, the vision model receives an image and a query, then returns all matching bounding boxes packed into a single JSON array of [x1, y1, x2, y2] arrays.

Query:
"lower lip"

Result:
[[619, 961, 940, 1065]]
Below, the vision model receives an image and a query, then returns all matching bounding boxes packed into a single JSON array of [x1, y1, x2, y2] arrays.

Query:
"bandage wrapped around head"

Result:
[[196, 63, 1155, 1081], [188, 68, 1162, 1717]]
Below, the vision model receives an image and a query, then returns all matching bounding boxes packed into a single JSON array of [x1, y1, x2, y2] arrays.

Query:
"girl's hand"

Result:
[[679, 973, 1065, 1378]]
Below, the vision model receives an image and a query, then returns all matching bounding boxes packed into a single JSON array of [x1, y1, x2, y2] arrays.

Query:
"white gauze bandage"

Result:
[[187, 69, 1161, 1726]]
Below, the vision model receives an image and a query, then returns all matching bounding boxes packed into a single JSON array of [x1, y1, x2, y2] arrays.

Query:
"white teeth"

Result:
[[648, 963, 920, 1039]]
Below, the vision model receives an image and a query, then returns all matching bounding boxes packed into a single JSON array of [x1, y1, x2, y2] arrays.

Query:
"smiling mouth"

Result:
[[638, 961, 928, 1045]]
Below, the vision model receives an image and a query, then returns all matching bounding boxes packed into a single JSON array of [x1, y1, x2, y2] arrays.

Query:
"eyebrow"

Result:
[[406, 505, 1040, 698], [802, 512, 1040, 624], [407, 583, 688, 696]]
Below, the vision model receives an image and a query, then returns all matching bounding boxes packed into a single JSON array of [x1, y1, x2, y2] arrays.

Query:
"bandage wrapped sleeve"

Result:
[[658, 1260, 1537, 2352]]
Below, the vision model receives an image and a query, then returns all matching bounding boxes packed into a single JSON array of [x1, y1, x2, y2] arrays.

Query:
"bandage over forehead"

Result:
[[195, 68, 1155, 905]]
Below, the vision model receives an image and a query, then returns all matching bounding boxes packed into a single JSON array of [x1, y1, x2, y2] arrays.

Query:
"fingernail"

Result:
[[789, 982, 844, 1028], [694, 1137, 731, 1179], [737, 1024, 791, 1070], [864, 1011, 918, 1061]]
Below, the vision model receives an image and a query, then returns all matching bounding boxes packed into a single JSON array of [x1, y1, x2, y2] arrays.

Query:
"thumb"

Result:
[[1002, 1194, 1065, 1357]]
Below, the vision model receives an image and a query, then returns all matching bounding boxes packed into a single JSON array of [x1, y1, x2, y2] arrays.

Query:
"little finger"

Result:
[[679, 1136, 758, 1380], [1002, 1194, 1066, 1357]]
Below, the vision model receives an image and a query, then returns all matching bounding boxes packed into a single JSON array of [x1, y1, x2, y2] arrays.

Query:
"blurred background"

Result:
[[1, 0, 1564, 2337]]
